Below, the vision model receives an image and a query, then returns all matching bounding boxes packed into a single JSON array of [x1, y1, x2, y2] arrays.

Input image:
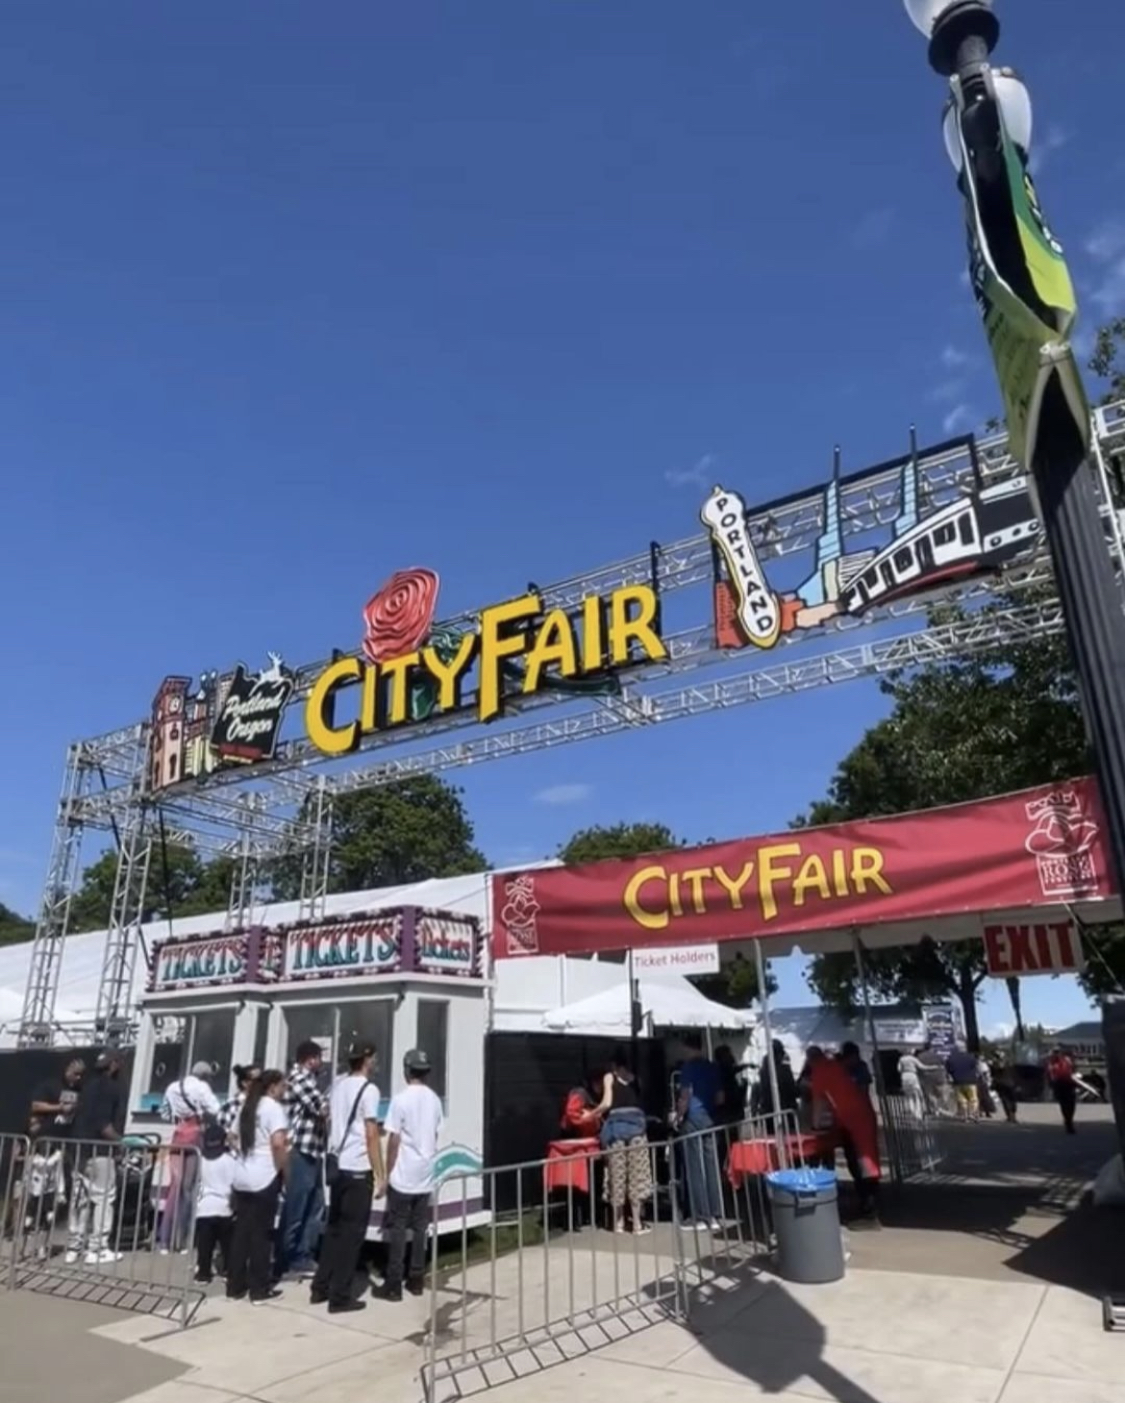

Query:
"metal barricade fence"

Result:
[[421, 1109, 807, 1403], [0, 1132, 204, 1326], [880, 1094, 944, 1180]]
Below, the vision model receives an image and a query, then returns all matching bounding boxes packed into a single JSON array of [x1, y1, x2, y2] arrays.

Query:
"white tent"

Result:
[[542, 975, 754, 1037], [0, 862, 562, 1032]]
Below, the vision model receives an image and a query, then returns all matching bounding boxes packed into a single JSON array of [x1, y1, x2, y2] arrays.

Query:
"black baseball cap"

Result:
[[404, 1048, 431, 1074]]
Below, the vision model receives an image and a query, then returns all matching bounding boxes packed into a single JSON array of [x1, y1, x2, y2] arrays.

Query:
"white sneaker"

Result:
[[86, 1250, 123, 1265], [64, 1251, 80, 1265], [708, 1219, 725, 1232]]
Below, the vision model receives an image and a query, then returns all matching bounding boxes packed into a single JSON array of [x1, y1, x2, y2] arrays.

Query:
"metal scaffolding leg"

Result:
[[18, 745, 90, 1047], [226, 798, 261, 931], [94, 804, 153, 1046], [298, 780, 333, 923]]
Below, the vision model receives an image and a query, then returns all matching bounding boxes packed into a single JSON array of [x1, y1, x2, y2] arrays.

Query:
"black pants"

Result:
[[311, 1172, 373, 1307], [196, 1216, 233, 1282], [384, 1186, 430, 1291], [1053, 1081, 1078, 1133], [840, 1133, 877, 1213], [227, 1180, 281, 1300]]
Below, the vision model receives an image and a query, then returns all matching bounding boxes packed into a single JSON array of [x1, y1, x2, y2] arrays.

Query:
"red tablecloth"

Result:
[[727, 1132, 837, 1186], [544, 1138, 600, 1194]]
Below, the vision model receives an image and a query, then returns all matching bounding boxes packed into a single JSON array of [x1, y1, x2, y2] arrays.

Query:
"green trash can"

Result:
[[766, 1167, 845, 1284]]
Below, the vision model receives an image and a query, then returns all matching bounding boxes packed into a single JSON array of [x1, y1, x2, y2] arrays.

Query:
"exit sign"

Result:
[[982, 919, 1086, 978]]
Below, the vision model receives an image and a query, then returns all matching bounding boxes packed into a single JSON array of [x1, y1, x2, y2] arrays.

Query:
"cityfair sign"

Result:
[[148, 568, 667, 790]]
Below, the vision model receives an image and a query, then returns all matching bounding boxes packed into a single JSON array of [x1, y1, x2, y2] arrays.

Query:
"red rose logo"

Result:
[[362, 568, 440, 664]]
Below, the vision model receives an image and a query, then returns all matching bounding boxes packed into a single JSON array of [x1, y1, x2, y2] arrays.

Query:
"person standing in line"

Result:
[[219, 1065, 260, 1140], [976, 1055, 997, 1119], [159, 1061, 221, 1254], [945, 1042, 981, 1121], [66, 1051, 125, 1265], [278, 1041, 327, 1279], [228, 1070, 289, 1304], [311, 1043, 384, 1314], [194, 1122, 236, 1285], [675, 1035, 725, 1231], [594, 1050, 652, 1235], [374, 1049, 443, 1302], [1046, 1047, 1078, 1134], [807, 1049, 881, 1224], [897, 1049, 926, 1121]]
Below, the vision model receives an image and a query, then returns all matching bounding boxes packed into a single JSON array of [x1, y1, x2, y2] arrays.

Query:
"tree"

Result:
[[0, 903, 34, 947], [1090, 317, 1125, 407], [558, 822, 682, 867], [319, 778, 487, 893], [68, 844, 237, 932], [556, 822, 771, 1007], [801, 595, 1089, 1049]]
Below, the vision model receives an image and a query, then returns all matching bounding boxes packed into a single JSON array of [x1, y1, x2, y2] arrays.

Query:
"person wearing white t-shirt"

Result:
[[374, 1048, 443, 1302], [227, 1070, 289, 1304], [195, 1123, 236, 1284], [310, 1043, 384, 1315]]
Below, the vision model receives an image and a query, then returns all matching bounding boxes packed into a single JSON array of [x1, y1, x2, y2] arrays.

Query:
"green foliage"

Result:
[[1089, 317, 1125, 407], [69, 845, 238, 932], [320, 779, 487, 892], [557, 822, 682, 867], [0, 902, 34, 947], [800, 594, 1090, 1049], [68, 776, 487, 930]]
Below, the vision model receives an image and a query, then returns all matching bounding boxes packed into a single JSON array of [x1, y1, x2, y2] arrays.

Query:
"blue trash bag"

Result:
[[766, 1167, 837, 1196]]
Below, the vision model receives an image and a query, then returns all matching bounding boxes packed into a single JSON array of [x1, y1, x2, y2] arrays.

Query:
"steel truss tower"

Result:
[[17, 405, 1125, 1046]]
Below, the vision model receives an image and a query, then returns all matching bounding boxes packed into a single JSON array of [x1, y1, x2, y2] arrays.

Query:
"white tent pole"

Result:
[[753, 939, 788, 1170], [851, 929, 897, 1185]]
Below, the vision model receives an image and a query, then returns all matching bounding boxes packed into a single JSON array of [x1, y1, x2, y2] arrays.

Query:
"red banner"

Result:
[[492, 778, 1112, 960]]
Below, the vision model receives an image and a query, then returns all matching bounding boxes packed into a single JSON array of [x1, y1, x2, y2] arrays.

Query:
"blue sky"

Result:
[[2, 2, 1122, 1034]]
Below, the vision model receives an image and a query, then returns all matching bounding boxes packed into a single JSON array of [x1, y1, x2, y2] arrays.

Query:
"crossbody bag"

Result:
[[325, 1083, 370, 1187]]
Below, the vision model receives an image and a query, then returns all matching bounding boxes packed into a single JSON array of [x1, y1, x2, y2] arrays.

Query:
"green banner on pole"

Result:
[[956, 82, 1090, 470]]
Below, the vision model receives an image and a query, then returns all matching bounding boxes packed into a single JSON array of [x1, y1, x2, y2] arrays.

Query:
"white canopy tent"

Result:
[[542, 974, 754, 1037]]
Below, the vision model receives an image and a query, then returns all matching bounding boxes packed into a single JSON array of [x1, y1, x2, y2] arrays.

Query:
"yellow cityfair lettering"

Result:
[[306, 657, 362, 756], [305, 583, 669, 755], [623, 865, 669, 931]]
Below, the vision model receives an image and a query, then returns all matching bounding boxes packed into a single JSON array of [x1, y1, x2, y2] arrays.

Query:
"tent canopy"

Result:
[[542, 974, 754, 1036]]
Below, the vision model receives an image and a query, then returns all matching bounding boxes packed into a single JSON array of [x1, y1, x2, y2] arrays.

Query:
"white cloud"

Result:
[[850, 207, 895, 251], [959, 267, 972, 289], [943, 404, 973, 434], [941, 344, 971, 369], [1029, 124, 1070, 177], [929, 378, 965, 404], [1086, 221, 1125, 316], [665, 453, 714, 489], [534, 783, 592, 806]]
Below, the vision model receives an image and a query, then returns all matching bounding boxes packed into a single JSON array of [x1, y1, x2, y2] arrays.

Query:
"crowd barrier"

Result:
[[421, 1109, 807, 1403], [0, 1132, 203, 1327], [880, 1093, 945, 1180]]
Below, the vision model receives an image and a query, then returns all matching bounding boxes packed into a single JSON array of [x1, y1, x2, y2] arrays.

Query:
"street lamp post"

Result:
[[902, 0, 1125, 902]]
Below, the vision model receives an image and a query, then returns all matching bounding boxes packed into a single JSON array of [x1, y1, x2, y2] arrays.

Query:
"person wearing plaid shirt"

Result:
[[278, 1041, 327, 1277]]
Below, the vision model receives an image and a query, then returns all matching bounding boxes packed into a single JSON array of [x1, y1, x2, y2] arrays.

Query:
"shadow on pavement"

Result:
[[686, 1277, 882, 1403]]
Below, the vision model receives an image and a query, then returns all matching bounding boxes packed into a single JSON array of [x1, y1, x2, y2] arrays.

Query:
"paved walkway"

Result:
[[65, 1260, 1125, 1403], [1, 1103, 1121, 1403]]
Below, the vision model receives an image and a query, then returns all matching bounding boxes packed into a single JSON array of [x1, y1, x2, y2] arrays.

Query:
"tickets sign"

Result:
[[983, 919, 1087, 978], [285, 917, 402, 980], [416, 914, 479, 977], [153, 934, 249, 990]]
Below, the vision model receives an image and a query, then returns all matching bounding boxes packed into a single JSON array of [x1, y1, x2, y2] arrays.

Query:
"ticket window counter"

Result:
[[133, 1001, 252, 1118], [274, 995, 398, 1106]]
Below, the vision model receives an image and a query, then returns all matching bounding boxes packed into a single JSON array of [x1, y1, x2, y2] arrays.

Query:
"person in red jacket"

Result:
[[808, 1048, 881, 1222], [1046, 1048, 1078, 1135], [560, 1074, 603, 1138]]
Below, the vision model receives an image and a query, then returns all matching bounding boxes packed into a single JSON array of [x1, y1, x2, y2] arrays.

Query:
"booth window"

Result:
[[416, 999, 448, 1101], [144, 1008, 236, 1111], [252, 1006, 270, 1073], [283, 1000, 394, 1088]]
